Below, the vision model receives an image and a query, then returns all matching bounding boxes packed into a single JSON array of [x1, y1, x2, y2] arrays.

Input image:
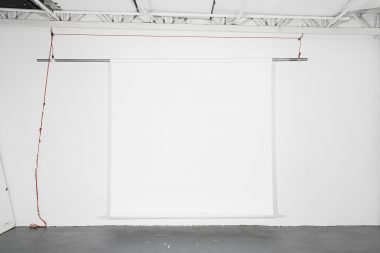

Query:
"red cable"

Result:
[[54, 32, 303, 58], [30, 30, 54, 229]]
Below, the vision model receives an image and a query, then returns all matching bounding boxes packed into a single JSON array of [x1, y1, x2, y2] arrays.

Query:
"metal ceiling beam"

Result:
[[149, 12, 348, 20], [0, 8, 352, 22], [278, 18, 292, 28], [1, 18, 379, 36], [134, 0, 153, 22], [0, 7, 379, 33], [0, 8, 44, 13], [236, 0, 247, 17], [328, 0, 359, 27], [233, 0, 247, 24], [56, 10, 139, 16], [132, 0, 139, 12], [210, 0, 216, 20], [355, 7, 380, 14], [351, 12, 371, 28], [210, 0, 216, 14], [30, 0, 59, 21]]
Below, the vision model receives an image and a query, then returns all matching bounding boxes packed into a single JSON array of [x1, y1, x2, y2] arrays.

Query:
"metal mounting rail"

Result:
[[37, 58, 308, 62]]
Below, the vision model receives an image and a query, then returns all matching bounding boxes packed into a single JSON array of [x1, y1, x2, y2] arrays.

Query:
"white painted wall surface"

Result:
[[0, 155, 15, 233], [0, 25, 379, 226]]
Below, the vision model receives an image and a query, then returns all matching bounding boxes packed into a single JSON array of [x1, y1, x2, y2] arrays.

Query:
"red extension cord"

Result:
[[30, 30, 54, 229]]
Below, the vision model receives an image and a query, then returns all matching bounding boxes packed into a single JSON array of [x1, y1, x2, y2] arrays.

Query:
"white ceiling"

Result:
[[57, 0, 380, 16]]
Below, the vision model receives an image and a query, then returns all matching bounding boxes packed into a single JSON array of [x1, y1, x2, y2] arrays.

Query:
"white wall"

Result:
[[0, 154, 15, 233], [0, 25, 379, 226]]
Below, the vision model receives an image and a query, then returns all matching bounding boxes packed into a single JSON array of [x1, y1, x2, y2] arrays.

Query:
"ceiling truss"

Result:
[[0, 5, 379, 31]]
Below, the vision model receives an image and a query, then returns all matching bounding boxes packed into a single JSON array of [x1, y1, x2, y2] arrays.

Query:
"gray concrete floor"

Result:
[[0, 226, 379, 253]]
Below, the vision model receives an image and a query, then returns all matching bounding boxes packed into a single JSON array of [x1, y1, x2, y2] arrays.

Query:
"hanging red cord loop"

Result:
[[297, 33, 304, 59], [52, 32, 304, 59], [30, 29, 54, 229]]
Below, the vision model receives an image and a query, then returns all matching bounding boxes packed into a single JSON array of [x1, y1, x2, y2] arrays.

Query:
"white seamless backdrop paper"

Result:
[[109, 59, 275, 218]]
